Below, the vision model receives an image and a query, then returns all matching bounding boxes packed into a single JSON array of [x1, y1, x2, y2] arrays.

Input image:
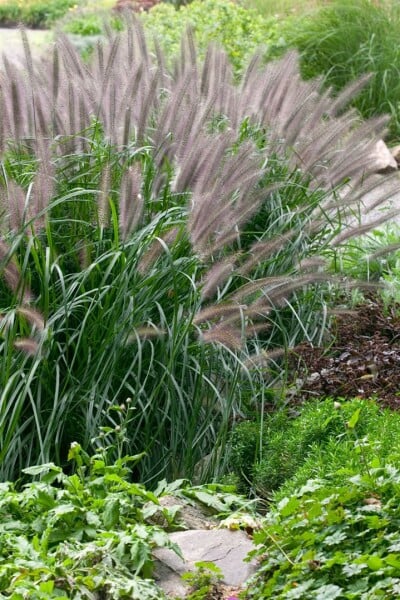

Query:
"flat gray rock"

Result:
[[153, 528, 258, 598]]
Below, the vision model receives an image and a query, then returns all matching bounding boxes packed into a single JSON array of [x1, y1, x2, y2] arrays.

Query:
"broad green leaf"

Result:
[[22, 463, 62, 477], [367, 555, 384, 570], [298, 480, 323, 495], [103, 497, 120, 529], [385, 554, 400, 569], [85, 510, 101, 527], [315, 584, 342, 599], [307, 502, 323, 520], [52, 504, 79, 517], [285, 579, 314, 598], [347, 408, 361, 430], [388, 541, 400, 552], [324, 530, 347, 546], [128, 539, 151, 574], [149, 529, 172, 548], [156, 479, 188, 495], [39, 580, 54, 592], [36, 489, 56, 510], [325, 551, 347, 567], [279, 496, 300, 517], [342, 562, 366, 576], [189, 490, 227, 512]]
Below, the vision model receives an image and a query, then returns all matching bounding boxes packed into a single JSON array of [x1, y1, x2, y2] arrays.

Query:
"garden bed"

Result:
[[288, 296, 400, 409]]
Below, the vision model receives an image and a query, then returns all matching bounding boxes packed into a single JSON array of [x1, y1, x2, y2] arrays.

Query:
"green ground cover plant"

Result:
[[283, 0, 400, 141], [0, 0, 77, 28], [0, 23, 398, 486], [227, 397, 400, 499], [329, 224, 400, 280], [0, 441, 250, 598], [245, 443, 400, 598], [182, 562, 224, 599]]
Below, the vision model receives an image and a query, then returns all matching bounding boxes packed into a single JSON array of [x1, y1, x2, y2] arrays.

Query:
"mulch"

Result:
[[286, 297, 400, 410]]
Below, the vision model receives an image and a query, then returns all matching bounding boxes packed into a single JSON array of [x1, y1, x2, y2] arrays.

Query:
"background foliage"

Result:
[[0, 0, 76, 28], [283, 0, 400, 141]]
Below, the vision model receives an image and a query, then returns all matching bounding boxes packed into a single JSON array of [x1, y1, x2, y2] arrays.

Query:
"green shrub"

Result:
[[246, 455, 400, 598], [141, 0, 283, 74], [228, 398, 400, 498], [60, 7, 124, 36], [62, 11, 103, 36], [275, 401, 400, 499], [0, 0, 77, 28], [59, 0, 284, 73], [284, 0, 400, 140], [242, 0, 324, 20], [0, 135, 256, 485]]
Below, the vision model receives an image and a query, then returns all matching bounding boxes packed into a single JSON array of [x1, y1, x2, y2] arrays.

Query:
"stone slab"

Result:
[[153, 528, 258, 598]]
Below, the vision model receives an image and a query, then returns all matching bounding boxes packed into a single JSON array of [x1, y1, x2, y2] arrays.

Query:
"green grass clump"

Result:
[[228, 398, 400, 498], [0, 133, 254, 485], [0, 23, 397, 485], [241, 0, 323, 20], [329, 224, 400, 281], [0, 0, 77, 28], [60, 6, 123, 37], [247, 454, 400, 598], [284, 0, 400, 140], [0, 126, 328, 485]]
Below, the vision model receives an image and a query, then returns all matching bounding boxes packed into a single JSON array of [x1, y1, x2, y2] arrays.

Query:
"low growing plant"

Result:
[[329, 224, 400, 280], [242, 0, 323, 20], [0, 444, 172, 598], [228, 398, 400, 499], [59, 0, 284, 74], [59, 5, 124, 37], [0, 442, 251, 598], [142, 0, 283, 74], [327, 223, 400, 306], [245, 454, 400, 598], [181, 561, 224, 600]]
